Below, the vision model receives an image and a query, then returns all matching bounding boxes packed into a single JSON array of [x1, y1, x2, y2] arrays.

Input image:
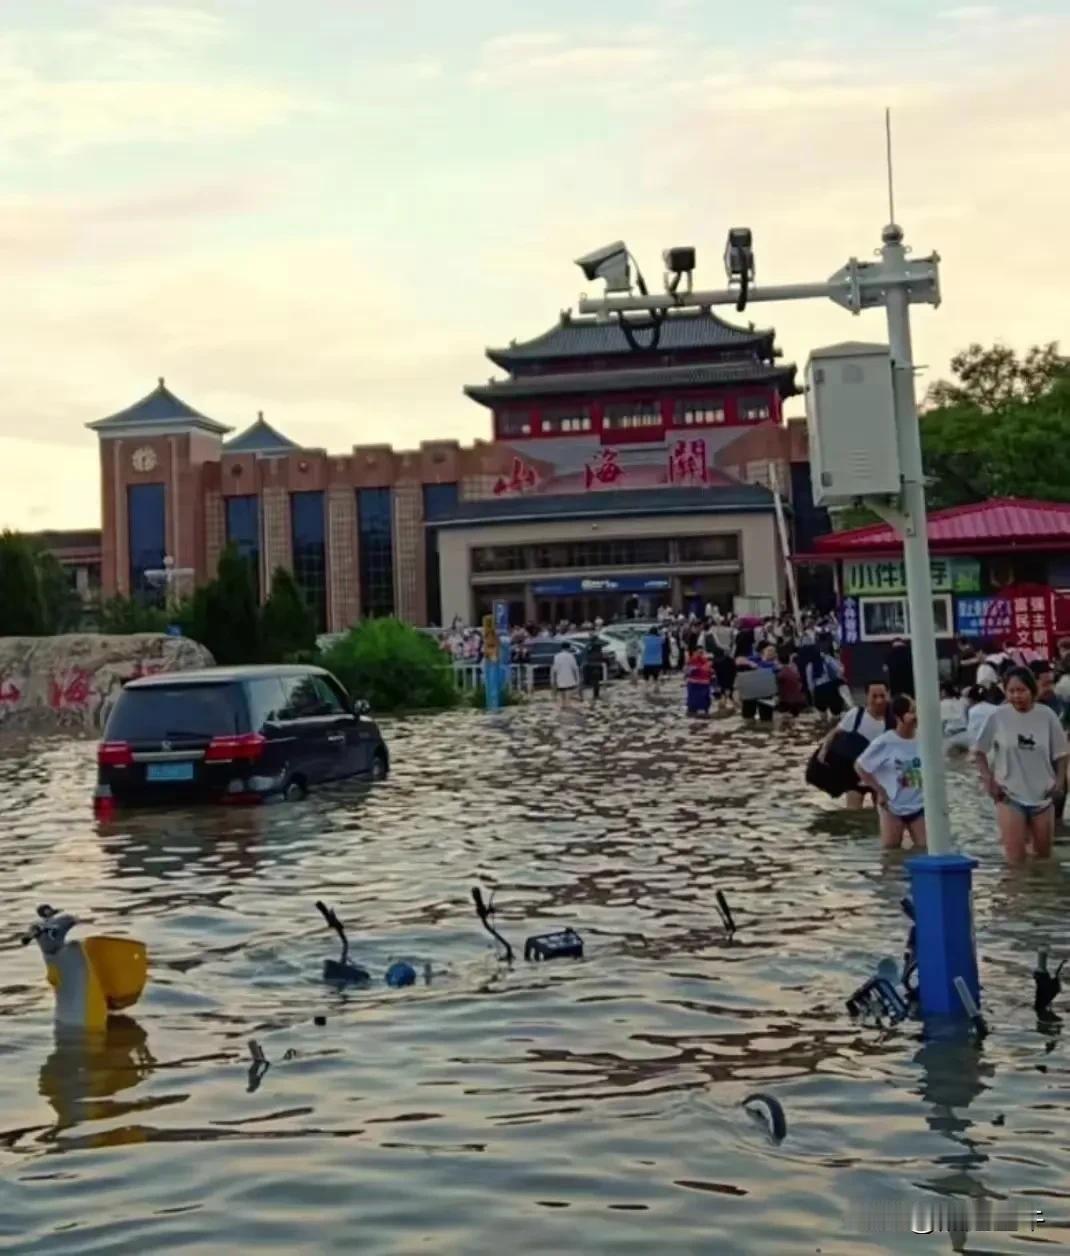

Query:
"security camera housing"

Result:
[[662, 246, 696, 275], [574, 241, 631, 292]]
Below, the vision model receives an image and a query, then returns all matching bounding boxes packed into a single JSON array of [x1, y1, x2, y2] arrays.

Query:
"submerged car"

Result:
[[94, 664, 388, 811]]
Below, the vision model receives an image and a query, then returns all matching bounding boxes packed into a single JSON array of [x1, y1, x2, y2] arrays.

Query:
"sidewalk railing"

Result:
[[450, 662, 536, 693]]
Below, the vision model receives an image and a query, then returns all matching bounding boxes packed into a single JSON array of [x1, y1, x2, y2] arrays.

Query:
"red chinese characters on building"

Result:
[[493, 457, 540, 497], [667, 439, 708, 485], [584, 449, 623, 490]]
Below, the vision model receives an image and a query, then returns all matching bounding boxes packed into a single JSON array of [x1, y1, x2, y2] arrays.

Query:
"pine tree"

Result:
[[0, 531, 46, 635], [260, 567, 316, 661], [186, 543, 261, 664]]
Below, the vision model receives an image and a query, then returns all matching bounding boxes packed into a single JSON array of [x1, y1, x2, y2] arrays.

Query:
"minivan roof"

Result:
[[124, 664, 331, 690]]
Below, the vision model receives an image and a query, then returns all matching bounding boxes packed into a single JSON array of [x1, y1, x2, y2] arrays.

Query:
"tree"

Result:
[[97, 595, 170, 634], [182, 543, 260, 664], [261, 567, 316, 662], [320, 617, 457, 713], [0, 531, 46, 635], [921, 342, 1070, 509], [31, 546, 84, 633], [926, 341, 1063, 413]]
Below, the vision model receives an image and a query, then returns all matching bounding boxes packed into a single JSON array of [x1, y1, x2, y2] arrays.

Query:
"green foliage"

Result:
[[320, 618, 458, 713], [926, 341, 1063, 413], [97, 595, 170, 634], [922, 344, 1070, 509], [261, 566, 316, 662], [0, 531, 46, 634], [32, 547, 84, 633], [182, 543, 260, 664]]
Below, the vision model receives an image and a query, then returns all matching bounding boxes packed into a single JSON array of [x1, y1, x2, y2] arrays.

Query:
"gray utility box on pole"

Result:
[[805, 341, 901, 505]]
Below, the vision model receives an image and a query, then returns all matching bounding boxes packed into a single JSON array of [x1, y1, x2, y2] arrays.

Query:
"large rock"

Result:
[[0, 634, 215, 731]]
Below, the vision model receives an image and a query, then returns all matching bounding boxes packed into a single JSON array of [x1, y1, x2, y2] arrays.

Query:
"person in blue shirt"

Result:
[[805, 646, 845, 724], [641, 627, 664, 685], [737, 642, 780, 723]]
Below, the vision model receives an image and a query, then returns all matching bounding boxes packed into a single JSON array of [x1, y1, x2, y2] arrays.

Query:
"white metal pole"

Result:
[[880, 223, 952, 856], [769, 461, 803, 636]]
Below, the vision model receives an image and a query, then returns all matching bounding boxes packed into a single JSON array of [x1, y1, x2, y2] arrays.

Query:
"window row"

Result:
[[496, 397, 774, 436], [471, 533, 740, 574]]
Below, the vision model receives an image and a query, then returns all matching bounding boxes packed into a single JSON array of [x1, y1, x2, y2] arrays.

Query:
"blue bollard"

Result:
[[906, 853, 980, 1019]]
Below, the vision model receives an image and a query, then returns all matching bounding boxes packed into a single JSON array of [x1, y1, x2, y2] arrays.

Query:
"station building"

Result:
[[86, 306, 823, 629]]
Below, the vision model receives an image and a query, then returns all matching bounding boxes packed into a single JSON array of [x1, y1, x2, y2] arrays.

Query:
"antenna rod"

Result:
[[885, 106, 896, 225]]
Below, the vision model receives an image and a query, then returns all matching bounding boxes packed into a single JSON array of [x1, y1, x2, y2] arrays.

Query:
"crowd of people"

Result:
[[440, 605, 1070, 867]]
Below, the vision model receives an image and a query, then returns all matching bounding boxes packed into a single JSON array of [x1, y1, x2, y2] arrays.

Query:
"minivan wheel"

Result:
[[371, 751, 388, 781], [283, 777, 308, 802]]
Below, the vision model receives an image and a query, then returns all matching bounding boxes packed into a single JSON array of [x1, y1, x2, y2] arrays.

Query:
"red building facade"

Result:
[[88, 307, 815, 630]]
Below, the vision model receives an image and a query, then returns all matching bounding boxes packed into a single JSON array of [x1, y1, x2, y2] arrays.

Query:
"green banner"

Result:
[[845, 557, 980, 596]]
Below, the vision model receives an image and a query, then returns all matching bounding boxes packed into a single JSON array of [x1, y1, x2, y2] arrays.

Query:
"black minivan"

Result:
[[94, 664, 389, 811]]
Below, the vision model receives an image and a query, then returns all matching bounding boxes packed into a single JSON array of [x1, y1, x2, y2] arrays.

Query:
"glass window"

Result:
[[423, 483, 458, 627], [678, 534, 740, 563], [740, 398, 772, 422], [280, 673, 325, 719], [225, 495, 260, 601], [531, 538, 671, 569], [498, 410, 532, 438], [290, 491, 326, 632], [603, 402, 662, 430], [245, 677, 288, 728], [472, 545, 528, 573], [541, 407, 593, 434], [675, 400, 726, 426], [127, 483, 166, 603], [312, 676, 346, 714], [358, 488, 395, 618], [105, 683, 242, 740], [860, 595, 952, 641]]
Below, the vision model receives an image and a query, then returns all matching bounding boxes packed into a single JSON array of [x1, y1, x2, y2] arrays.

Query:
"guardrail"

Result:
[[451, 662, 536, 693]]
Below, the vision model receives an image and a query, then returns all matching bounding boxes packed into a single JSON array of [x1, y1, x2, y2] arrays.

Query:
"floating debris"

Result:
[[742, 1093, 787, 1143], [315, 900, 371, 985]]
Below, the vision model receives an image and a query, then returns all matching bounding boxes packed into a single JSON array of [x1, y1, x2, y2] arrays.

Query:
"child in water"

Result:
[[854, 694, 928, 851]]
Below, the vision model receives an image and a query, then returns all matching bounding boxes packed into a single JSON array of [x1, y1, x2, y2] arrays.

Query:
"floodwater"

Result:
[[1, 681, 1069, 1255]]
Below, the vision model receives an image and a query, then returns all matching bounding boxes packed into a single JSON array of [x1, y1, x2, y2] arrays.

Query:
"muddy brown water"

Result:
[[1, 681, 1068, 1253]]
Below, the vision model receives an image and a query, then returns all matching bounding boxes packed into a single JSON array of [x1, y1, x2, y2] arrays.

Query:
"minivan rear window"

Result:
[[105, 684, 245, 742]]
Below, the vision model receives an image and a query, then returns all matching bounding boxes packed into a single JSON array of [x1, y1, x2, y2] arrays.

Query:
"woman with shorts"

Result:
[[641, 626, 663, 685], [855, 694, 927, 851], [974, 666, 1069, 862]]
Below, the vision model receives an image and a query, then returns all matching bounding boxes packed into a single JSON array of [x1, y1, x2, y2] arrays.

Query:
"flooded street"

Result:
[[2, 680, 1069, 1253]]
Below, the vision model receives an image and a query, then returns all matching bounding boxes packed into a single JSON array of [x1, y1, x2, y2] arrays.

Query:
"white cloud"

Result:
[[470, 28, 672, 90], [105, 4, 229, 44]]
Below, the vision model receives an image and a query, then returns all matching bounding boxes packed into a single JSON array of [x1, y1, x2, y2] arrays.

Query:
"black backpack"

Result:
[[805, 707, 893, 798]]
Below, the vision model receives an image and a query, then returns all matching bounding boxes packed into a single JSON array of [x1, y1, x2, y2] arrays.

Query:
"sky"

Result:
[[0, 0, 1067, 530]]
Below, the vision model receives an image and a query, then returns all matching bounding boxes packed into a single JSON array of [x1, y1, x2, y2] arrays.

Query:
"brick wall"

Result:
[[262, 486, 292, 579], [204, 490, 225, 580], [393, 482, 425, 624], [327, 487, 359, 630]]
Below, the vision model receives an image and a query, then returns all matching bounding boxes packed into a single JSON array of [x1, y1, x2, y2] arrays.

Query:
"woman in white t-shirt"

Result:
[[974, 666, 1069, 862], [855, 694, 927, 851]]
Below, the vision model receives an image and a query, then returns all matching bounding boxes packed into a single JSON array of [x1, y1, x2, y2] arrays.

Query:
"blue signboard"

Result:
[[955, 595, 1006, 639], [840, 596, 859, 645], [494, 600, 509, 636], [531, 575, 672, 596]]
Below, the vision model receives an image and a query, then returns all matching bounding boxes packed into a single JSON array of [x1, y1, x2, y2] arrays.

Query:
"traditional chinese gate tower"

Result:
[[463, 308, 799, 496]]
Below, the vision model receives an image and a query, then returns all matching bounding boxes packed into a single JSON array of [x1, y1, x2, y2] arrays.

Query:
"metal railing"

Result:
[[450, 662, 536, 693]]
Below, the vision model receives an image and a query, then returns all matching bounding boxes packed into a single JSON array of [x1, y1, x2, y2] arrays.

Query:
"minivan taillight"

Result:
[[98, 741, 133, 768], [204, 732, 266, 763]]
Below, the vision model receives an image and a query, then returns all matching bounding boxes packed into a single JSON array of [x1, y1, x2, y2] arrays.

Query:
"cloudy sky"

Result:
[[0, 0, 1066, 529]]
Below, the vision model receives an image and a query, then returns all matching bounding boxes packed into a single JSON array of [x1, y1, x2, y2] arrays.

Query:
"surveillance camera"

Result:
[[574, 241, 631, 293], [662, 246, 696, 275], [724, 227, 754, 283]]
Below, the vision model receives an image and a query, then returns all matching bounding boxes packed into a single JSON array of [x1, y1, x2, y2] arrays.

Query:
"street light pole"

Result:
[[575, 218, 980, 1026]]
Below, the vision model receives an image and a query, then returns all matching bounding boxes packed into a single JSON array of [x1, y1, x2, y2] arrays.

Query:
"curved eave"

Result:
[[465, 363, 798, 407]]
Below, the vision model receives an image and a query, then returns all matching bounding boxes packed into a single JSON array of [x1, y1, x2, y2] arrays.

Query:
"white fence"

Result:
[[451, 662, 536, 693]]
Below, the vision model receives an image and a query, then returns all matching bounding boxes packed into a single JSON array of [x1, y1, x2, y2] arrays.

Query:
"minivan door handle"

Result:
[[326, 734, 346, 743]]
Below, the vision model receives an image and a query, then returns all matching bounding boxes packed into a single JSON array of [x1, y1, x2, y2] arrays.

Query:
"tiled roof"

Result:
[[426, 483, 777, 528], [487, 310, 770, 366], [465, 360, 798, 405], [225, 413, 300, 454], [812, 498, 1070, 555], [87, 378, 231, 435]]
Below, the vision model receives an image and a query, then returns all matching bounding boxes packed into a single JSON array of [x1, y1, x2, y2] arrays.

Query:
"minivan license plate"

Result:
[[147, 761, 195, 783]]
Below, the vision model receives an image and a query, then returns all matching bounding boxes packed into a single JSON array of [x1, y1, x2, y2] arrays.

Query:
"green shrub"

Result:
[[320, 618, 458, 713], [261, 567, 316, 662], [97, 594, 170, 634]]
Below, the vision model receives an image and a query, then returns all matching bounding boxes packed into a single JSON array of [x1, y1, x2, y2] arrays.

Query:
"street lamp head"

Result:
[[574, 241, 631, 293], [723, 227, 755, 283]]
